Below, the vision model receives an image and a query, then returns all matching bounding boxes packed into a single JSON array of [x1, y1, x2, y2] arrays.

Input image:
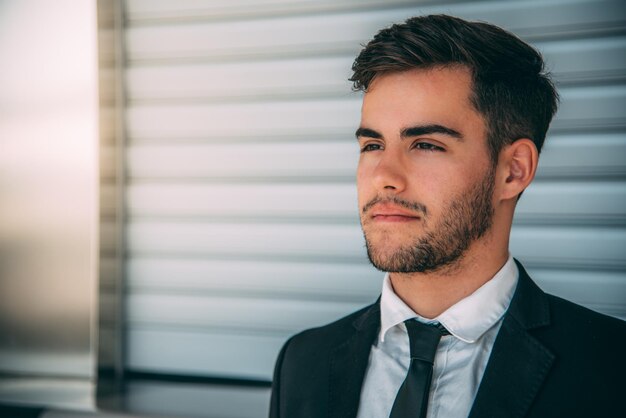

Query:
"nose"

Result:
[[371, 149, 407, 193]]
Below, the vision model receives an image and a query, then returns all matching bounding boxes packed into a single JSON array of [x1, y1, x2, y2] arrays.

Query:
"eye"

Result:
[[360, 142, 383, 153], [413, 142, 444, 152]]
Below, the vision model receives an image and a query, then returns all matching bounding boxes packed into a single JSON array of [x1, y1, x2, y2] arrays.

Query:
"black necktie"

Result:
[[389, 319, 449, 418]]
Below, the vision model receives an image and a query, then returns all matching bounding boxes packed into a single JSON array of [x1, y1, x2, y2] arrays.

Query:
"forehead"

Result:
[[361, 67, 485, 135]]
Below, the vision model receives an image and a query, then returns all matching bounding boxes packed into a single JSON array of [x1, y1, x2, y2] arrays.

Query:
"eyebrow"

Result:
[[355, 124, 464, 141], [354, 127, 382, 139]]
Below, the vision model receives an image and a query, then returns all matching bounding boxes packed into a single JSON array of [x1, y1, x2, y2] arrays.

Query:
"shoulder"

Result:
[[512, 260, 625, 345], [274, 301, 379, 379], [534, 292, 626, 362], [524, 292, 626, 415], [283, 302, 378, 356], [508, 261, 625, 367], [545, 293, 625, 334], [270, 302, 378, 413]]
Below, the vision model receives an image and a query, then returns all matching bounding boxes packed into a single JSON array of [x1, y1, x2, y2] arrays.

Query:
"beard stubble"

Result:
[[362, 164, 496, 274]]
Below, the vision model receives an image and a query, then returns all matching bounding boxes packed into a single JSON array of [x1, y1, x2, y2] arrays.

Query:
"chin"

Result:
[[365, 242, 415, 272], [364, 234, 469, 274], [364, 229, 419, 250]]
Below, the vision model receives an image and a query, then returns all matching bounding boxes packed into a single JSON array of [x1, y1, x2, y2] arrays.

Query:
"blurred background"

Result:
[[1, 0, 625, 417]]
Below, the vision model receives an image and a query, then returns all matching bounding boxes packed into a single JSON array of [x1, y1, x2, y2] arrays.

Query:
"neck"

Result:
[[389, 235, 509, 319]]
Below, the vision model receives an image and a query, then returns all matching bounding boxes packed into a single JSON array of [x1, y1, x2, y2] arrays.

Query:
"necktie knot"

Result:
[[405, 319, 448, 364]]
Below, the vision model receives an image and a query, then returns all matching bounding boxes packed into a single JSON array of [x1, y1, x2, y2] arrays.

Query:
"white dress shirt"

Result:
[[356, 255, 519, 418]]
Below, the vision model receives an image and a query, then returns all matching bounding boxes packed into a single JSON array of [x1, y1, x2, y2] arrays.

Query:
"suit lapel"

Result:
[[328, 302, 380, 418], [469, 261, 555, 418]]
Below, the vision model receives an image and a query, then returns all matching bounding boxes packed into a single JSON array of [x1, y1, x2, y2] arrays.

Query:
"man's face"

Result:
[[356, 67, 496, 273]]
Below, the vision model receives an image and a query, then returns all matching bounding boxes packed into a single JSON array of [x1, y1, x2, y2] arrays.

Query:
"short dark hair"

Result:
[[350, 14, 559, 162]]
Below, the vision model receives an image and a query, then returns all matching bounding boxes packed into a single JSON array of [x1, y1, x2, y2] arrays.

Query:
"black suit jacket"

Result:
[[269, 262, 626, 417]]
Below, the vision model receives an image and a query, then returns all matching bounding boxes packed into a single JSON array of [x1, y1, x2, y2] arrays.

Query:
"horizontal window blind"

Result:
[[111, 0, 626, 381]]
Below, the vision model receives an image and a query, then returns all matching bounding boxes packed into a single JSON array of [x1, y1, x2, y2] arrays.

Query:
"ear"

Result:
[[497, 138, 538, 201]]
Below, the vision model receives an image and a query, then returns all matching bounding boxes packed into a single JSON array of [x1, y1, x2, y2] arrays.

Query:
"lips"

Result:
[[369, 203, 421, 222]]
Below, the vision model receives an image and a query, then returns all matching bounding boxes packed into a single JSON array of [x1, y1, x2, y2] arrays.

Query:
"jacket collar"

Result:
[[506, 260, 551, 330], [468, 260, 555, 418], [327, 301, 380, 418], [353, 298, 380, 332]]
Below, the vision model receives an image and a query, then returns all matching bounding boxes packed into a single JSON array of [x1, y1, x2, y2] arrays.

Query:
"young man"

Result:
[[269, 15, 626, 418]]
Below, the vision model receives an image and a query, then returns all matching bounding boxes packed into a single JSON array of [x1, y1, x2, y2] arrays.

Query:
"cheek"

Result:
[[356, 159, 381, 212], [356, 157, 373, 185], [404, 159, 448, 194], [404, 162, 464, 214], [356, 166, 370, 207], [408, 153, 478, 187]]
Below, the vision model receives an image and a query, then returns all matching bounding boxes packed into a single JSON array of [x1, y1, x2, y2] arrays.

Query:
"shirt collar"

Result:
[[379, 254, 519, 343]]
